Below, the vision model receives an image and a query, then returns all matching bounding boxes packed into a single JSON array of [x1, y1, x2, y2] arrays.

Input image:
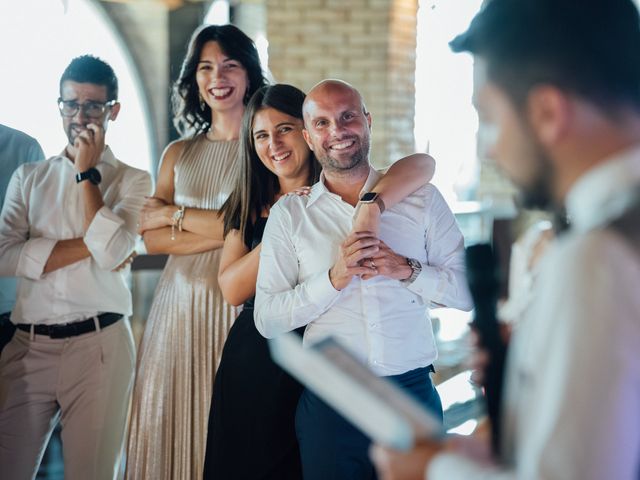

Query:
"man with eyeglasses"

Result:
[[0, 55, 151, 479]]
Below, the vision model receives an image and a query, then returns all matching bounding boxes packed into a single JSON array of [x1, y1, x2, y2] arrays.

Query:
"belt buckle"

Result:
[[49, 324, 68, 339]]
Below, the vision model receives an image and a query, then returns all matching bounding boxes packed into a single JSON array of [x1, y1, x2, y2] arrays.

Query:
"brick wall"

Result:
[[266, 0, 418, 168]]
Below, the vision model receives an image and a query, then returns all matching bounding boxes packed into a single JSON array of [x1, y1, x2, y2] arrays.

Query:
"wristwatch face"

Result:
[[360, 192, 378, 202], [406, 257, 422, 283], [407, 258, 421, 270], [88, 168, 101, 185]]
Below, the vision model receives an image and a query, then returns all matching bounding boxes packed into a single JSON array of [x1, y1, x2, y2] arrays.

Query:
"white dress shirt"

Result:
[[430, 146, 640, 480], [0, 147, 151, 325], [255, 167, 472, 376]]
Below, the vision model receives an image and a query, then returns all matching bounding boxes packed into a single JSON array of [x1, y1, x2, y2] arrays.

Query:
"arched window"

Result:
[[0, 0, 153, 172], [414, 0, 483, 204]]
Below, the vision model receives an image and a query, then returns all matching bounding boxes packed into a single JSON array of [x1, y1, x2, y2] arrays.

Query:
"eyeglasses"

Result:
[[57, 99, 116, 118]]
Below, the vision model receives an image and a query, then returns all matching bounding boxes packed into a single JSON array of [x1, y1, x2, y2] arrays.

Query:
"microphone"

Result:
[[465, 243, 507, 457]]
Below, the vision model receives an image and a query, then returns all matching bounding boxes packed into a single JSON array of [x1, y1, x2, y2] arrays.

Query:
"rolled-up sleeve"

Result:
[[84, 170, 151, 270], [0, 165, 57, 279], [15, 237, 57, 279], [406, 189, 472, 311], [254, 203, 341, 338]]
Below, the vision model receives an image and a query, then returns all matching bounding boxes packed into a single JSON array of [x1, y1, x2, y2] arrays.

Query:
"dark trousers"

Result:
[[295, 366, 442, 480]]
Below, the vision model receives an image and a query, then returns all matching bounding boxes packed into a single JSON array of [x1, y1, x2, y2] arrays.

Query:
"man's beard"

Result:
[[515, 147, 554, 211], [518, 168, 553, 210], [509, 119, 558, 211], [517, 163, 569, 232], [318, 136, 370, 174]]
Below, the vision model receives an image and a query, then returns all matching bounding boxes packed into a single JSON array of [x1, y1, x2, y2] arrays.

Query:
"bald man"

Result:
[[254, 80, 472, 480]]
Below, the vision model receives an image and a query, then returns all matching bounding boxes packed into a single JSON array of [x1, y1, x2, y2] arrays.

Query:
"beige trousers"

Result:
[[0, 319, 136, 480]]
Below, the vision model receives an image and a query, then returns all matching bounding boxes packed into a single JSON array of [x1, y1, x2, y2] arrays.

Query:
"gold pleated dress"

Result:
[[126, 135, 239, 480]]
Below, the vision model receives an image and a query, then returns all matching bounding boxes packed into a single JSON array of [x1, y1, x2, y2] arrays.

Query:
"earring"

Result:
[[199, 92, 206, 111]]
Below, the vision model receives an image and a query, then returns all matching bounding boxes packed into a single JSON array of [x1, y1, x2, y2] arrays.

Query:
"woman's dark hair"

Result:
[[172, 24, 268, 137], [220, 84, 322, 236]]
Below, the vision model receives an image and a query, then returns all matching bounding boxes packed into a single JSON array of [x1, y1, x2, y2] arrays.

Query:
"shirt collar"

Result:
[[306, 166, 381, 208], [565, 143, 640, 232], [306, 173, 330, 207]]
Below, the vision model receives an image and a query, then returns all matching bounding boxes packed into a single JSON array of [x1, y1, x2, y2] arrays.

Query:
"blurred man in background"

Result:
[[0, 123, 44, 353]]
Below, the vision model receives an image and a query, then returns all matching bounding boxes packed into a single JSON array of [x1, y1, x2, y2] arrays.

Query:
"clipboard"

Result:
[[268, 332, 444, 451]]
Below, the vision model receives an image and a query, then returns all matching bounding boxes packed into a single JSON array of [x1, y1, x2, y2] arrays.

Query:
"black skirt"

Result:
[[203, 305, 304, 480]]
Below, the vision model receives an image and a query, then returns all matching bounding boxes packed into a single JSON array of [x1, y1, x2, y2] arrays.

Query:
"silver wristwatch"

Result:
[[402, 257, 422, 285]]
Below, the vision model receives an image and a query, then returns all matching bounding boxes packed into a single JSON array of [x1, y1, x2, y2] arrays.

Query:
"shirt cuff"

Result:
[[404, 261, 438, 301], [305, 269, 342, 314], [84, 206, 125, 252], [16, 237, 57, 280]]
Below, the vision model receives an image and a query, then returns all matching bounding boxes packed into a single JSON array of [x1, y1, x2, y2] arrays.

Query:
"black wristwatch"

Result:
[[359, 191, 385, 214], [76, 167, 101, 185]]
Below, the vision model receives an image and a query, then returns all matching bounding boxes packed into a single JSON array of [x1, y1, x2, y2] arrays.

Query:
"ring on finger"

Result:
[[370, 259, 376, 269]]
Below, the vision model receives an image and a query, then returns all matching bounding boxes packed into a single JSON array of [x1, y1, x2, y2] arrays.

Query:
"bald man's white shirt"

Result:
[[255, 167, 472, 377]]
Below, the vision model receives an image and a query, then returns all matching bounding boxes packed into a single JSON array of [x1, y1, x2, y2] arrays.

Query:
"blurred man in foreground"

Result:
[[372, 0, 640, 478]]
